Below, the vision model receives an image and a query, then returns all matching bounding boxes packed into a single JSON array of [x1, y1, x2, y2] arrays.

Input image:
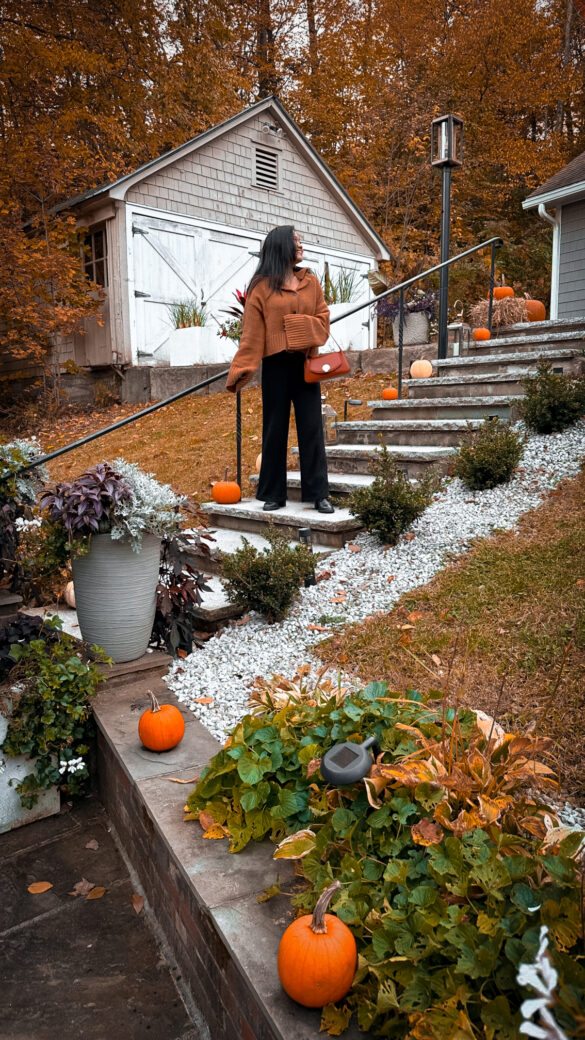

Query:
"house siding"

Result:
[[126, 114, 375, 256], [558, 200, 585, 318]]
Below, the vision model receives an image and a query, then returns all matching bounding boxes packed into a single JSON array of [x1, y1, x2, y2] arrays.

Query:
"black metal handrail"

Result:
[[4, 236, 501, 485]]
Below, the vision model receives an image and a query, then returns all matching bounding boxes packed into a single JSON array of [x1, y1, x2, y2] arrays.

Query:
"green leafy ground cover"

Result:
[[187, 683, 585, 1039]]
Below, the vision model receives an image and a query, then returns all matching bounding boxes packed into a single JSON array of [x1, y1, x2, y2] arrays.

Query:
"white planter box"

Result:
[[328, 303, 370, 352], [168, 326, 237, 366], [1, 708, 60, 834]]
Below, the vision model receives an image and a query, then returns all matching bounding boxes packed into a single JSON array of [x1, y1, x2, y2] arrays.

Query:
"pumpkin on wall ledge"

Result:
[[382, 386, 398, 400], [212, 468, 241, 504], [138, 691, 185, 752], [277, 881, 357, 1008], [493, 285, 514, 301]]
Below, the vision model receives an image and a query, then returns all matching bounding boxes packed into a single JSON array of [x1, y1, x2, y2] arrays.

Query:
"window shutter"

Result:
[[254, 147, 279, 190]]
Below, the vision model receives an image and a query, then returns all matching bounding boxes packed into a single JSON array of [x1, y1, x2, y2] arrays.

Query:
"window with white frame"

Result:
[[254, 146, 279, 191], [83, 228, 108, 287]]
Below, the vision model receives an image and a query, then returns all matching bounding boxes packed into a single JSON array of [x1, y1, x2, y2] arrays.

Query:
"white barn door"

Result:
[[129, 213, 258, 365]]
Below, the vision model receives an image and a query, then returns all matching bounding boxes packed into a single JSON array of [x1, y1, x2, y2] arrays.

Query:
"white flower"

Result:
[[518, 926, 568, 1040]]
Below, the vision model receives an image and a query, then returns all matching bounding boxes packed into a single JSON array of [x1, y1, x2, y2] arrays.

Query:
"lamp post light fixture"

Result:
[[431, 115, 463, 361]]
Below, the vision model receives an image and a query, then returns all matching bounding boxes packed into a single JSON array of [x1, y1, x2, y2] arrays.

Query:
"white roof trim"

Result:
[[60, 98, 390, 260], [523, 181, 585, 210]]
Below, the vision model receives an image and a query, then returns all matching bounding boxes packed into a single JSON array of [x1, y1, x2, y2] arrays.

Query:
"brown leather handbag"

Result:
[[304, 342, 350, 383]]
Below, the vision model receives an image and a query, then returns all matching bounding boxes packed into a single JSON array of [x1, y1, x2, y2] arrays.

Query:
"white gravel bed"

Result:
[[165, 422, 585, 753]]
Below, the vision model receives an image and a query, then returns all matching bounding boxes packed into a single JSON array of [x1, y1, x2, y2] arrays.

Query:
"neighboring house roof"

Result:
[[55, 96, 390, 260], [523, 149, 585, 210]]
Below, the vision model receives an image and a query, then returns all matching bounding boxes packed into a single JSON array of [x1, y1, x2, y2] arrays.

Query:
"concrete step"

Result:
[[184, 525, 333, 574], [434, 347, 583, 379], [404, 370, 532, 400], [250, 469, 375, 500], [322, 443, 455, 478], [466, 328, 585, 356], [369, 394, 523, 421], [334, 418, 484, 447], [199, 498, 362, 548]]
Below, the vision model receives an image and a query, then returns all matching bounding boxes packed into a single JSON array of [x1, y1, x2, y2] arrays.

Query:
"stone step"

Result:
[[199, 498, 362, 548], [466, 328, 585, 356], [334, 418, 484, 447], [184, 525, 333, 574], [404, 370, 532, 400], [192, 573, 244, 629], [369, 394, 523, 421], [434, 347, 582, 378], [490, 316, 585, 341], [250, 470, 374, 500], [322, 443, 455, 478]]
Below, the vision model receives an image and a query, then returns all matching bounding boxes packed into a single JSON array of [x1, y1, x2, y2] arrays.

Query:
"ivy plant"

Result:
[[186, 682, 585, 1039], [1, 617, 109, 808]]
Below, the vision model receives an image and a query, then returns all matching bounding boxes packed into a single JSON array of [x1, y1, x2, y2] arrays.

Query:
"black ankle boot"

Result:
[[315, 498, 334, 514]]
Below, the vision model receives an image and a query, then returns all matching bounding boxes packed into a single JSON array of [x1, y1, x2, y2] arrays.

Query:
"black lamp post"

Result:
[[431, 114, 463, 361]]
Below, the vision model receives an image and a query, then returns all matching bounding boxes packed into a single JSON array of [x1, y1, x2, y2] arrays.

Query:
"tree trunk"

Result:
[[257, 0, 278, 97]]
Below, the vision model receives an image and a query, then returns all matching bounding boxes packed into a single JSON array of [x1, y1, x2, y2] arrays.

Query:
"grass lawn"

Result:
[[315, 466, 585, 798], [2, 373, 393, 503]]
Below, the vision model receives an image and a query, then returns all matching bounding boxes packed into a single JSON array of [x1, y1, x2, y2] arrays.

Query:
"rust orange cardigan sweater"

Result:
[[226, 268, 330, 393]]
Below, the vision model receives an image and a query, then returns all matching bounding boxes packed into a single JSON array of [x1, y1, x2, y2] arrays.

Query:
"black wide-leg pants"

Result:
[[256, 350, 329, 504]]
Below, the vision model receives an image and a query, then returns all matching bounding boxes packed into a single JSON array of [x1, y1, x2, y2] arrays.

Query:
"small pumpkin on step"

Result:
[[212, 467, 241, 504], [277, 880, 357, 1007]]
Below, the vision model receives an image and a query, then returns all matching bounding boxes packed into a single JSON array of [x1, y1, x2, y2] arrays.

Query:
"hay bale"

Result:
[[470, 297, 528, 329]]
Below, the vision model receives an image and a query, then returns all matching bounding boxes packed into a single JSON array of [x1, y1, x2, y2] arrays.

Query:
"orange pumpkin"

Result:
[[382, 386, 398, 400], [212, 467, 241, 504], [494, 286, 514, 300], [525, 299, 546, 322], [278, 881, 357, 1008], [473, 328, 491, 341], [410, 359, 433, 379], [138, 691, 185, 752]]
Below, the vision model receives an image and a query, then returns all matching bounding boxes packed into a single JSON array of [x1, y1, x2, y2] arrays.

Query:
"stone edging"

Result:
[[94, 674, 365, 1040]]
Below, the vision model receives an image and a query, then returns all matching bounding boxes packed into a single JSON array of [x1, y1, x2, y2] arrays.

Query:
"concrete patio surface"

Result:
[[0, 795, 203, 1040]]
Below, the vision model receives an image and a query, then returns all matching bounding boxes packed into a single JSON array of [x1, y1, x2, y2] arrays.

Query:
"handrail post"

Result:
[[488, 240, 497, 334], [397, 289, 405, 399], [236, 390, 242, 489]]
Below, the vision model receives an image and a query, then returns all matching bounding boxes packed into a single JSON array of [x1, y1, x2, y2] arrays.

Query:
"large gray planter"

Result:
[[72, 533, 161, 663], [392, 311, 429, 346]]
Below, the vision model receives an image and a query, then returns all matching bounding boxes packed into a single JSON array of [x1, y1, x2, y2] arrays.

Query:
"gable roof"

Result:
[[523, 149, 585, 210], [55, 97, 390, 260]]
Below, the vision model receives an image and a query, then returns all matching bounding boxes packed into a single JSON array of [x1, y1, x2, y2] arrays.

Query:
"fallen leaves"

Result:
[[307, 624, 327, 632], [28, 881, 53, 894], [194, 696, 213, 704], [165, 775, 200, 784], [85, 838, 99, 852], [347, 543, 361, 553], [86, 886, 106, 900], [316, 570, 331, 582], [131, 893, 144, 915], [69, 877, 95, 897], [403, 532, 416, 542]]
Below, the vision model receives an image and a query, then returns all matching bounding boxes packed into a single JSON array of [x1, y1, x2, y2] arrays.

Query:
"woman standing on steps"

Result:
[[226, 225, 334, 514]]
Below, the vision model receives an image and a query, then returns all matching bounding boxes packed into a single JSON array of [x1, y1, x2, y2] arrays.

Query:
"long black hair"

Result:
[[248, 225, 297, 294]]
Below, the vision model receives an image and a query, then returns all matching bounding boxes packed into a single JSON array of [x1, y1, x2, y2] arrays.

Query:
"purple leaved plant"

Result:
[[40, 463, 132, 538]]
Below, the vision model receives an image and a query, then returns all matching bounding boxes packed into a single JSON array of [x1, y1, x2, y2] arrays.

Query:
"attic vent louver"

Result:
[[255, 146, 279, 190]]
